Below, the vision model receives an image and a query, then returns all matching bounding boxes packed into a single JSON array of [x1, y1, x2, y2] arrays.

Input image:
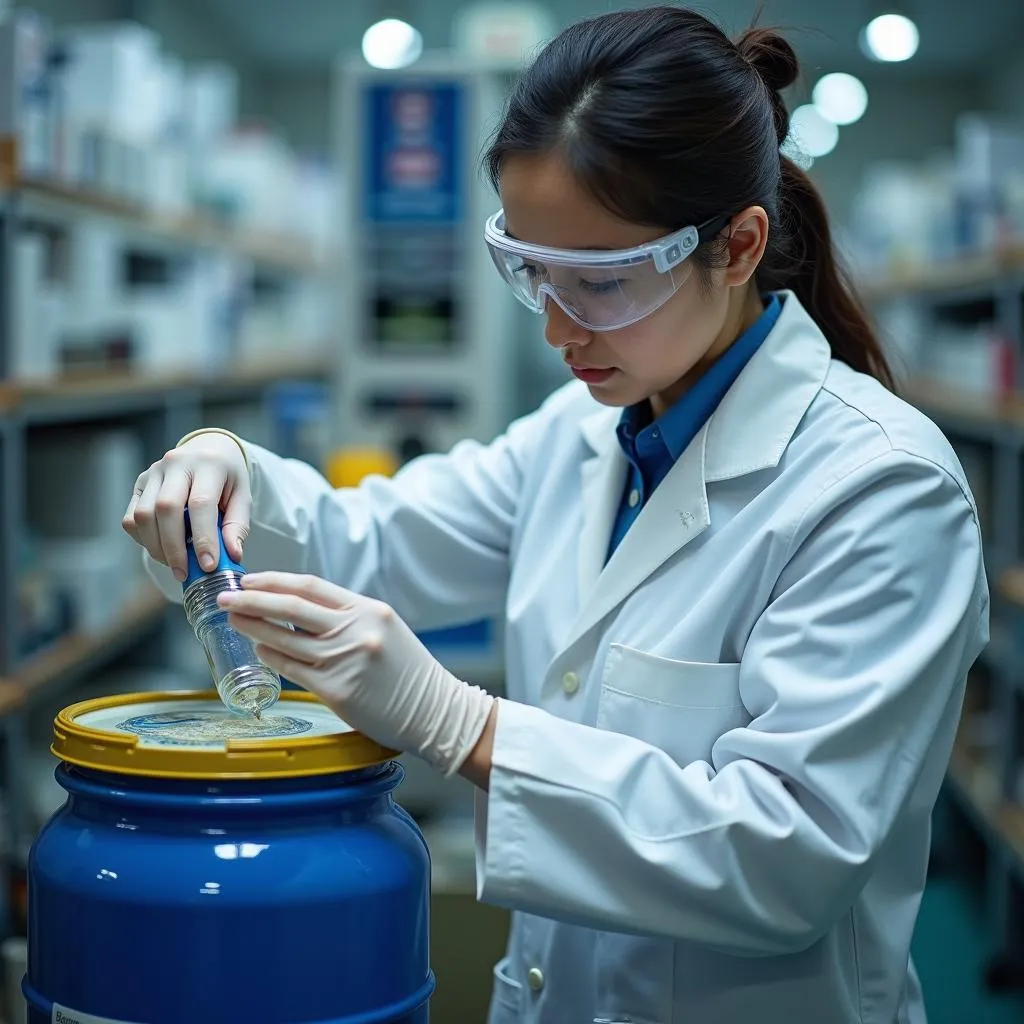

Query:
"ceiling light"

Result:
[[813, 73, 868, 126], [362, 18, 423, 70], [860, 13, 919, 62], [788, 105, 839, 159]]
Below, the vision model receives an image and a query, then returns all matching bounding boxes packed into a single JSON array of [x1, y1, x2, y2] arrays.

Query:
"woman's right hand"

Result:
[[122, 432, 252, 582]]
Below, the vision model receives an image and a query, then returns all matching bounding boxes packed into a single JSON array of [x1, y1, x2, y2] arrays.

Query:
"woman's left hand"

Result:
[[218, 572, 495, 777]]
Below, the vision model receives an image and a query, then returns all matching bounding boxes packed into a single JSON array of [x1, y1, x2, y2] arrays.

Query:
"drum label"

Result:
[[53, 1005, 142, 1024]]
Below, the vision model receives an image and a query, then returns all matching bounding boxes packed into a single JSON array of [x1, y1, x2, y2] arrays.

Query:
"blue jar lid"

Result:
[[183, 509, 245, 589]]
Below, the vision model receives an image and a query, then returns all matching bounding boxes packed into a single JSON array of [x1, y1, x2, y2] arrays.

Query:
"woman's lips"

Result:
[[569, 364, 616, 385]]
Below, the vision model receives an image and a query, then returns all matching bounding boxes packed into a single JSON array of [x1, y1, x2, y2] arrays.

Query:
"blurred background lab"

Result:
[[0, 1, 1021, 1021]]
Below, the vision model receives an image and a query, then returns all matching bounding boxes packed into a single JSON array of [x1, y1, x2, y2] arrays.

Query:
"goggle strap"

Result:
[[696, 213, 733, 244]]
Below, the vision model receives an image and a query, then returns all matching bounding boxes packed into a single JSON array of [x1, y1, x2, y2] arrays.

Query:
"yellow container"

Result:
[[325, 447, 399, 488]]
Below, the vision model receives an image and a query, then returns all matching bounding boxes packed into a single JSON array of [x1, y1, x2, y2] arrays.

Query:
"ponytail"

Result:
[[738, 26, 895, 392], [757, 156, 896, 392]]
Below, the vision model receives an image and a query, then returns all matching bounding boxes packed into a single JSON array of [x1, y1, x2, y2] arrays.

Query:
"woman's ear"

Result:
[[723, 206, 770, 287]]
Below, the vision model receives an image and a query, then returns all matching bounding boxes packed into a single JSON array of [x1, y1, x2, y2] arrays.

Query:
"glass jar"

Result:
[[182, 511, 281, 717]]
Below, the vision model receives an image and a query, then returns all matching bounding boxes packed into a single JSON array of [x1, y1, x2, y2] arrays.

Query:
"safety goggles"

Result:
[[484, 209, 731, 332]]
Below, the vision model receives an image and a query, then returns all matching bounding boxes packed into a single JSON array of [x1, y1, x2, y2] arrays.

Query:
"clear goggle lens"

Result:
[[487, 247, 695, 332], [484, 210, 728, 332]]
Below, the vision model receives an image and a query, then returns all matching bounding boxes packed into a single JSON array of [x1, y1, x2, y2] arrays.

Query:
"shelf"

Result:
[[859, 245, 1024, 302], [0, 584, 168, 715], [902, 379, 1024, 431], [0, 150, 333, 276], [196, 358, 335, 403], [1000, 567, 1024, 610], [0, 355, 332, 421], [948, 743, 1024, 878]]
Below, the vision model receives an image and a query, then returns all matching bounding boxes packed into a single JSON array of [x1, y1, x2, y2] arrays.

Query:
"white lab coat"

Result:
[[148, 292, 988, 1024]]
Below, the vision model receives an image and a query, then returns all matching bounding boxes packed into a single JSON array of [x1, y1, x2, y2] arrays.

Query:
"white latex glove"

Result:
[[218, 571, 495, 777], [122, 428, 251, 580]]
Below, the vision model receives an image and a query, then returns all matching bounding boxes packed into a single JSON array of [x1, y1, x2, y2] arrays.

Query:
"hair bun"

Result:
[[736, 27, 799, 95]]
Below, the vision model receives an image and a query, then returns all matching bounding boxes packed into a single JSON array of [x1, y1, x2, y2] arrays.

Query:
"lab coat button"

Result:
[[561, 671, 580, 695], [628, 488, 640, 508], [527, 967, 545, 992]]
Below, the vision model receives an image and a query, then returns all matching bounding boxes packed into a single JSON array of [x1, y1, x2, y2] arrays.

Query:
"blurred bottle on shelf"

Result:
[[0, 14, 338, 253], [0, 10, 54, 179], [848, 114, 1024, 278]]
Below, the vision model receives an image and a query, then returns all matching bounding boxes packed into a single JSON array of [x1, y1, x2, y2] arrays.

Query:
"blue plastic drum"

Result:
[[25, 690, 434, 1023]]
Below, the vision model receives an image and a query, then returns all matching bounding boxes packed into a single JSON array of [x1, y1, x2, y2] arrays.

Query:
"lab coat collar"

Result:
[[566, 291, 830, 657], [578, 291, 830, 481], [704, 291, 831, 481]]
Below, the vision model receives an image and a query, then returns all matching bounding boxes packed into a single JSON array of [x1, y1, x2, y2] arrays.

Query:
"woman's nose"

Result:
[[544, 298, 592, 350]]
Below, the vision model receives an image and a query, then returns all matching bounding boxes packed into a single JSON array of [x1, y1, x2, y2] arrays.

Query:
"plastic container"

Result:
[[182, 510, 282, 717], [25, 690, 433, 1023]]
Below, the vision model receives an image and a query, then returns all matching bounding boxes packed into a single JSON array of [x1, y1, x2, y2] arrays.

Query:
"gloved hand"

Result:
[[122, 430, 251, 581], [218, 571, 495, 777]]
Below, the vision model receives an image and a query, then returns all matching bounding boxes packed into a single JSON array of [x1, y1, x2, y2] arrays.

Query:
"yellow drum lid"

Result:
[[53, 690, 398, 780]]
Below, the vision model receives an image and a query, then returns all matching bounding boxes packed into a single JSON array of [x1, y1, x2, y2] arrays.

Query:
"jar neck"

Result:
[[57, 760, 403, 829], [183, 569, 244, 629]]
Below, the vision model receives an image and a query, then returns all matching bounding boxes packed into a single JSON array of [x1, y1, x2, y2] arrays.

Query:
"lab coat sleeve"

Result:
[[475, 450, 989, 956], [143, 386, 572, 627]]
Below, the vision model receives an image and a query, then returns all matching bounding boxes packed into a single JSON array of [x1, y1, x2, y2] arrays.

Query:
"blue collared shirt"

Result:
[[606, 293, 783, 562]]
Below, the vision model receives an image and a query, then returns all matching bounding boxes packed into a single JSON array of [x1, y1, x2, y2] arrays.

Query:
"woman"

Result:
[[124, 8, 988, 1023]]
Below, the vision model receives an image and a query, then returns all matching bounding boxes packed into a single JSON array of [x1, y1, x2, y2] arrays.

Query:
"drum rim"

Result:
[[52, 689, 397, 780]]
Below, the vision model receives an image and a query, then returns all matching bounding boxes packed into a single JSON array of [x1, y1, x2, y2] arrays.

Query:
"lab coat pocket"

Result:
[[486, 957, 524, 1023], [597, 644, 749, 766]]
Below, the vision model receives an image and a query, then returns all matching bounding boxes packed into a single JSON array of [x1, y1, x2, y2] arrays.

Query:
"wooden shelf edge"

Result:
[[0, 585, 168, 715], [0, 355, 333, 410], [998, 566, 1024, 611], [859, 245, 1024, 301], [212, 356, 335, 388], [902, 379, 1024, 429]]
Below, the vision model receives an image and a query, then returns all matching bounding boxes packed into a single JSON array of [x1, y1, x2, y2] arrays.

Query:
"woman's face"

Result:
[[499, 153, 766, 413]]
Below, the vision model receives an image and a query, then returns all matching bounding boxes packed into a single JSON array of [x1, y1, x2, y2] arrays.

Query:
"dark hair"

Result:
[[485, 6, 895, 391]]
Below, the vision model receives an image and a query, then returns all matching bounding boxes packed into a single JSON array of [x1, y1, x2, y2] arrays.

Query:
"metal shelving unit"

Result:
[[866, 262, 1024, 987], [0, 153, 340, 928]]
